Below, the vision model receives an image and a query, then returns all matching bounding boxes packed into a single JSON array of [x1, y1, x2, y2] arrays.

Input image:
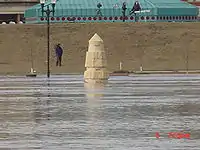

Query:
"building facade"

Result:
[[0, 0, 39, 23]]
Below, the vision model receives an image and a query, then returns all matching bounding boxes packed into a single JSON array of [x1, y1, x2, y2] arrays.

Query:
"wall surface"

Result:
[[0, 22, 200, 75]]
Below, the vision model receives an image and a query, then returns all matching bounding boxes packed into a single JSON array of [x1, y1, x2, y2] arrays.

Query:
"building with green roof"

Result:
[[24, 0, 199, 23]]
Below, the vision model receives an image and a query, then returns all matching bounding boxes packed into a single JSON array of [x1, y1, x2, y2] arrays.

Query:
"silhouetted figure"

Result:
[[122, 2, 127, 22], [55, 43, 63, 66], [96, 2, 103, 17], [130, 1, 141, 15]]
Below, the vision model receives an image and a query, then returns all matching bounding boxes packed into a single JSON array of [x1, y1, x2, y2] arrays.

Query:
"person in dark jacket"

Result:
[[122, 2, 127, 22], [55, 43, 63, 66]]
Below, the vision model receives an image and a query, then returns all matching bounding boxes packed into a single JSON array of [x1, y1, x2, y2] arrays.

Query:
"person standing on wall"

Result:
[[122, 2, 127, 22], [55, 43, 63, 66], [130, 1, 141, 15], [130, 1, 141, 22]]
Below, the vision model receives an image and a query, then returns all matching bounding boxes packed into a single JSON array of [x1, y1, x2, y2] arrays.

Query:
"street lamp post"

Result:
[[40, 0, 56, 78]]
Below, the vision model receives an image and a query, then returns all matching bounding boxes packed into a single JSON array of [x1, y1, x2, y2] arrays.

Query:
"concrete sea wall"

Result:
[[0, 23, 200, 75]]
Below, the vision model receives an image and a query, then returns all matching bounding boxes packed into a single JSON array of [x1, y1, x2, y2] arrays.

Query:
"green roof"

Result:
[[24, 0, 199, 23]]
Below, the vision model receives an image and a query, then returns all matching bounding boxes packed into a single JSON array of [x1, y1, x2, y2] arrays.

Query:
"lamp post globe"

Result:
[[40, 0, 45, 14], [51, 0, 56, 4], [40, 0, 45, 4], [51, 0, 56, 15]]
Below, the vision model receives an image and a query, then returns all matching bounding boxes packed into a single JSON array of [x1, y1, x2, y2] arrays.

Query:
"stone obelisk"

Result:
[[84, 33, 109, 84]]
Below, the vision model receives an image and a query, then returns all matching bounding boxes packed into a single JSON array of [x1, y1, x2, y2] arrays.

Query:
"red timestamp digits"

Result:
[[155, 132, 190, 139], [168, 132, 190, 139]]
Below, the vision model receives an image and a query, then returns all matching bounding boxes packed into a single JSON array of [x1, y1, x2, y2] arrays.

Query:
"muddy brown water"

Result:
[[0, 74, 200, 150]]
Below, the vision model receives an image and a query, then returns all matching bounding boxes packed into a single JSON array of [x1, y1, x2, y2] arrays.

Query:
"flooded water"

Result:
[[0, 74, 200, 150]]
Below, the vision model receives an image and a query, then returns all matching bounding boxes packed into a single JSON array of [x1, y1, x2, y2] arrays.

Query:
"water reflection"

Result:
[[84, 82, 106, 100], [33, 81, 51, 123], [84, 82, 106, 137], [1, 75, 200, 149]]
